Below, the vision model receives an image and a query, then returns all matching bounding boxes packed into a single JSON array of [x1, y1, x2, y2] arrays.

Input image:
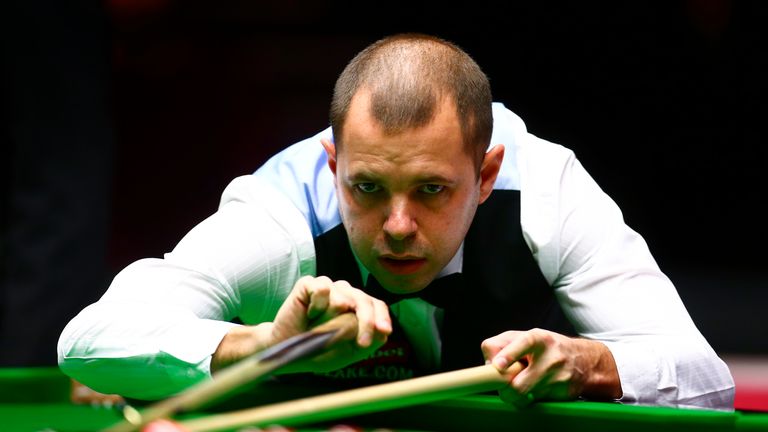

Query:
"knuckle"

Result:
[[480, 338, 498, 352], [350, 286, 370, 298], [528, 328, 554, 345], [523, 331, 538, 347], [332, 279, 352, 289], [499, 330, 517, 339]]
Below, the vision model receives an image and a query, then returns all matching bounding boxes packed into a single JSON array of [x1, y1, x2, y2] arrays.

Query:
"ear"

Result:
[[478, 144, 505, 204], [321, 138, 337, 175]]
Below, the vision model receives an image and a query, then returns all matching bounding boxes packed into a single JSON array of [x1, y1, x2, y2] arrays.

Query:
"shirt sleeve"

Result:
[[57, 175, 315, 400], [518, 135, 735, 410]]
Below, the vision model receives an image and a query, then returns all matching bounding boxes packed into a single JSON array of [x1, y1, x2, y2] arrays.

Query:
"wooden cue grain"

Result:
[[179, 362, 524, 432], [103, 314, 359, 432]]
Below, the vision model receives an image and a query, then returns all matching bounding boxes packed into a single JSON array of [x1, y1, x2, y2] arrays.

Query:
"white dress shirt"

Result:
[[57, 103, 734, 408]]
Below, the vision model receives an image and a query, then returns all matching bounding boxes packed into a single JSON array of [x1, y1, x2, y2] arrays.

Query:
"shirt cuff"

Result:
[[160, 318, 240, 376], [601, 340, 661, 405]]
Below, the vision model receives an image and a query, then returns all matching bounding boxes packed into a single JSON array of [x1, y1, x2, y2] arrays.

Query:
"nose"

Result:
[[383, 196, 417, 241]]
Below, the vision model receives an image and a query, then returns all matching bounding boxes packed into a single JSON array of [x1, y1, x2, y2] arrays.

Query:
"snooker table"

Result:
[[1, 368, 766, 432]]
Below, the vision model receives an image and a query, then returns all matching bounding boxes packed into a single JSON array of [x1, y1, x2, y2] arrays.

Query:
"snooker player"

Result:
[[58, 33, 734, 409]]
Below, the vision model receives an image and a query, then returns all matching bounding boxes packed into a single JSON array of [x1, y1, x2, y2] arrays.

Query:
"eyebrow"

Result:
[[346, 171, 454, 185], [413, 174, 454, 184], [345, 170, 381, 182]]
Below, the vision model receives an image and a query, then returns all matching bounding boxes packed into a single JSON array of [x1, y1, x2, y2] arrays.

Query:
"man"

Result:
[[58, 33, 734, 409]]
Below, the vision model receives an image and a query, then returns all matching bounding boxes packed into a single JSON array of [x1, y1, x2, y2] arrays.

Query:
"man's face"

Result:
[[322, 92, 501, 294]]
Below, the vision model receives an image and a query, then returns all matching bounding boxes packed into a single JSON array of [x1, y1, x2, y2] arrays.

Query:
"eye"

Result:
[[356, 183, 381, 193], [419, 184, 444, 194]]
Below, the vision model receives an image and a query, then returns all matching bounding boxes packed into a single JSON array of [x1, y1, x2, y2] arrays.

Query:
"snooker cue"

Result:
[[178, 362, 524, 432], [103, 313, 359, 432]]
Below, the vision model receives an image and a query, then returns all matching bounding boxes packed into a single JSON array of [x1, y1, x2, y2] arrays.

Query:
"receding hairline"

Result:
[[341, 87, 462, 140], [330, 33, 494, 172]]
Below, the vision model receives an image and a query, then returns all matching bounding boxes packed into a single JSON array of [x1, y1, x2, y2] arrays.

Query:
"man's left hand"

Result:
[[481, 328, 622, 406]]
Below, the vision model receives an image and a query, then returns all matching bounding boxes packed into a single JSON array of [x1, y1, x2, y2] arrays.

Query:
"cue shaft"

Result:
[[180, 362, 523, 432], [104, 313, 359, 432]]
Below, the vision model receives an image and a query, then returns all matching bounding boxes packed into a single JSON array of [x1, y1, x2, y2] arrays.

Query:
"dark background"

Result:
[[2, 0, 766, 366]]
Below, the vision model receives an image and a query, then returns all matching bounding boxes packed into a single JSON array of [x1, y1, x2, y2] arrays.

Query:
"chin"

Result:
[[378, 273, 433, 294]]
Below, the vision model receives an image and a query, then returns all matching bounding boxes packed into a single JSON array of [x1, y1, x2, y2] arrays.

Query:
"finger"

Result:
[[511, 354, 552, 395], [508, 332, 559, 394], [481, 331, 518, 364], [487, 331, 536, 371], [305, 276, 334, 321], [498, 386, 535, 408], [333, 281, 377, 347], [371, 297, 392, 337], [526, 367, 575, 401]]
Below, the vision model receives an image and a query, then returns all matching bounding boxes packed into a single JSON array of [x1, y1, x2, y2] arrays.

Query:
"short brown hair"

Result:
[[330, 33, 493, 173]]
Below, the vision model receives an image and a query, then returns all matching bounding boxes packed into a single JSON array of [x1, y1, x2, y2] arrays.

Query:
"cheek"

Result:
[[346, 216, 378, 245], [433, 191, 478, 242], [336, 185, 356, 223], [337, 190, 376, 244]]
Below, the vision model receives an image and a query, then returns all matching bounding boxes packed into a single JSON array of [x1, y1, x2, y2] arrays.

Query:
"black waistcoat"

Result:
[[313, 190, 574, 373]]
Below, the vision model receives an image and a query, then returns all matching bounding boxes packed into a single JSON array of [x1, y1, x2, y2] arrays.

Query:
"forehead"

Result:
[[338, 92, 470, 173]]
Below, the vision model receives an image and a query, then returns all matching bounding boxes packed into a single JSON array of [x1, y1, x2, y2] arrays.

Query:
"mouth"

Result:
[[378, 256, 427, 275]]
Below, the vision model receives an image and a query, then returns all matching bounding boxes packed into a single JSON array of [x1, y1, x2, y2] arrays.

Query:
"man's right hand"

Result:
[[211, 276, 392, 373]]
